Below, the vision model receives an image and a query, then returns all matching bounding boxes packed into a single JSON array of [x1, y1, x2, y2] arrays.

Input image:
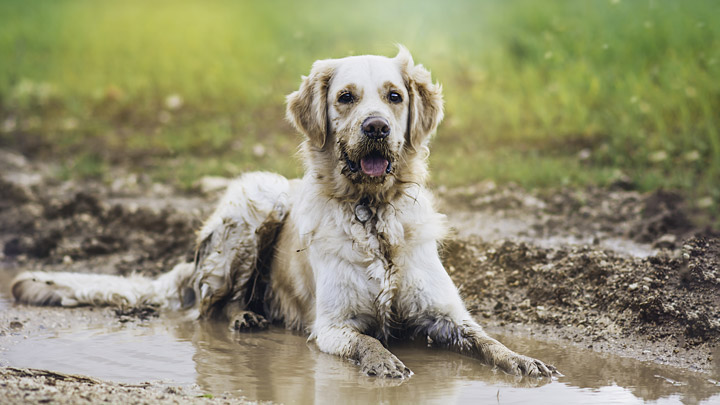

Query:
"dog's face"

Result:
[[287, 47, 444, 200], [329, 56, 408, 183]]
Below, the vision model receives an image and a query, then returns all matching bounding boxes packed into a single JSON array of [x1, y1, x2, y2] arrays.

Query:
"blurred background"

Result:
[[0, 0, 718, 210]]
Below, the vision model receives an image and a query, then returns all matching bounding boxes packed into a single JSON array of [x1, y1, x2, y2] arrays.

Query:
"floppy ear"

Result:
[[395, 46, 444, 150], [286, 59, 336, 149]]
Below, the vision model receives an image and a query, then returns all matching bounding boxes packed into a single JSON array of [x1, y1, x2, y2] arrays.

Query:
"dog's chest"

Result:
[[349, 205, 402, 273], [348, 204, 407, 339]]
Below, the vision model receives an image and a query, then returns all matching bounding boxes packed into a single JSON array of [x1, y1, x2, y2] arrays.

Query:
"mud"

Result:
[[0, 149, 208, 278], [1, 148, 719, 403], [0, 367, 257, 405], [439, 183, 720, 374]]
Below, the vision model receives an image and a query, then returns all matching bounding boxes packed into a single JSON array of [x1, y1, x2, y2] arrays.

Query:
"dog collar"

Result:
[[354, 198, 373, 223]]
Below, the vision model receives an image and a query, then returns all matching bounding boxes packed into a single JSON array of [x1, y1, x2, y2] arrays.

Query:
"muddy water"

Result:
[[2, 308, 719, 405]]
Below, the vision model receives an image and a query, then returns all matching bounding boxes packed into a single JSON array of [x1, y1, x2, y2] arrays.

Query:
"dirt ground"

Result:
[[1, 148, 719, 403], [0, 366, 262, 405]]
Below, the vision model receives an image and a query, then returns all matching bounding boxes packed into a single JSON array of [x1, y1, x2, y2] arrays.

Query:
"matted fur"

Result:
[[11, 47, 556, 379]]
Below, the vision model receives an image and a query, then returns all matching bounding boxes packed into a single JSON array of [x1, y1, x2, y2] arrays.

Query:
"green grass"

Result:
[[0, 0, 718, 210]]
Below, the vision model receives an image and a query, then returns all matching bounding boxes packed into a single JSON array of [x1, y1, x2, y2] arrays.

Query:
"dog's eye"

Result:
[[388, 91, 403, 104], [338, 92, 354, 104]]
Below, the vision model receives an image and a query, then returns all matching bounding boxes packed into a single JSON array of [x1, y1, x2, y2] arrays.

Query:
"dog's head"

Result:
[[287, 46, 443, 201]]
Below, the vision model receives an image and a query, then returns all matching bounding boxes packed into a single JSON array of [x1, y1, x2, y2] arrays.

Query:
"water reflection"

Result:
[[175, 320, 719, 404], [177, 321, 552, 403]]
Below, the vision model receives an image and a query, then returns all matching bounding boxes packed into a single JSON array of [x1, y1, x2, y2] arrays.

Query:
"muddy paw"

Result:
[[501, 353, 557, 377], [229, 311, 269, 331], [360, 352, 413, 379]]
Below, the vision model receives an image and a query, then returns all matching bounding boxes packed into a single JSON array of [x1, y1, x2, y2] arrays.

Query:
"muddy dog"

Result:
[[12, 47, 556, 379]]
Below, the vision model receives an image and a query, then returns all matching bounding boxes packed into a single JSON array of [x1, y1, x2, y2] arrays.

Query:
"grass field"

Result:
[[1, 0, 718, 211]]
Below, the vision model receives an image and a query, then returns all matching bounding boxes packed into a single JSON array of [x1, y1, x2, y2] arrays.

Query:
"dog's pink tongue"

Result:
[[360, 155, 389, 177]]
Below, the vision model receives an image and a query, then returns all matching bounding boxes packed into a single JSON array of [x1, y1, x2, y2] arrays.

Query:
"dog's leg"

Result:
[[223, 300, 269, 331], [192, 172, 289, 319], [307, 250, 412, 379], [420, 316, 556, 377], [403, 241, 557, 377], [313, 325, 412, 378]]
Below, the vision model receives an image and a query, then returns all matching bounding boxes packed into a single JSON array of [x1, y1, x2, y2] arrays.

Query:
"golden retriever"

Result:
[[12, 47, 556, 378]]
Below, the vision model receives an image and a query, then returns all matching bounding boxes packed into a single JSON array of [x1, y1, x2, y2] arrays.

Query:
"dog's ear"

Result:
[[286, 59, 336, 149], [396, 46, 444, 150]]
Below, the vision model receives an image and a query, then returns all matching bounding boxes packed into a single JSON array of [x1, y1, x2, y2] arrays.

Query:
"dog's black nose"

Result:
[[362, 117, 390, 139]]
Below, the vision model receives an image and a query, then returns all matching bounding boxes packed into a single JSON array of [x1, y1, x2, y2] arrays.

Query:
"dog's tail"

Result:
[[11, 262, 196, 310]]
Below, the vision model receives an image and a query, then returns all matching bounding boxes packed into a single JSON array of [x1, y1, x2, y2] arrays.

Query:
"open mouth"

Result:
[[345, 151, 392, 177]]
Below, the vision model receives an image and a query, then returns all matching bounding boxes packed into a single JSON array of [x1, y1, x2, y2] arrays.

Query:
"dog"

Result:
[[12, 47, 556, 379]]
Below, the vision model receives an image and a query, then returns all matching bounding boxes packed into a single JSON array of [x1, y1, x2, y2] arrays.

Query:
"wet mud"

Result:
[[0, 366, 254, 405], [1, 148, 719, 403], [439, 183, 720, 375]]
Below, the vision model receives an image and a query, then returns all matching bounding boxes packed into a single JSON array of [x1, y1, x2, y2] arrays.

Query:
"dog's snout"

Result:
[[362, 117, 390, 139]]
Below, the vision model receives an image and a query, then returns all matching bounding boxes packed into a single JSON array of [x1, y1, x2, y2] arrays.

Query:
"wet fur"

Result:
[[11, 47, 556, 379]]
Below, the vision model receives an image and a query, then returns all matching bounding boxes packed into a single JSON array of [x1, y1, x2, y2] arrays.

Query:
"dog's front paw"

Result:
[[229, 311, 269, 331], [496, 351, 557, 377], [360, 351, 413, 379]]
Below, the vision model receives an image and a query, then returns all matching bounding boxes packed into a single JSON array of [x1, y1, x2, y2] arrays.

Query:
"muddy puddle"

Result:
[[2, 158, 719, 403], [2, 302, 719, 404]]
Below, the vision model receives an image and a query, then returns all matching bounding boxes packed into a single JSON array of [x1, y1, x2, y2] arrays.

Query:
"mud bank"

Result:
[[1, 148, 719, 402], [0, 367, 260, 405], [439, 183, 719, 375]]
